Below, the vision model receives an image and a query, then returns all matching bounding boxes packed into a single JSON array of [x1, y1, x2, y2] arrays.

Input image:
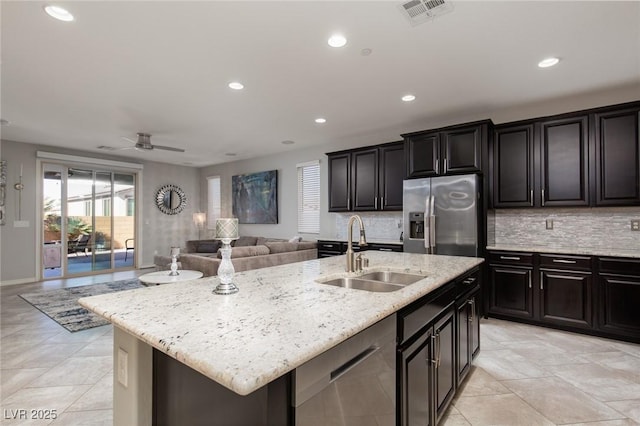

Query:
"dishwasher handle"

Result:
[[330, 345, 380, 383]]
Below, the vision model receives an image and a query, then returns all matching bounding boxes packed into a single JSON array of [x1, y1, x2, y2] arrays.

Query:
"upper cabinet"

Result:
[[327, 141, 404, 212], [594, 106, 640, 206], [403, 120, 491, 178], [491, 101, 640, 208]]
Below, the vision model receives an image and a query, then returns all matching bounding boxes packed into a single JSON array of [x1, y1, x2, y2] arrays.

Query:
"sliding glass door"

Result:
[[42, 163, 136, 279]]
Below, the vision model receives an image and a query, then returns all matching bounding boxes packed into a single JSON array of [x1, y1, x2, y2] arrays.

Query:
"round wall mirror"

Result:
[[156, 184, 187, 215]]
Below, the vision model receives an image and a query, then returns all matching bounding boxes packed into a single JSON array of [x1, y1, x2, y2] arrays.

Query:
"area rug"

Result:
[[19, 279, 143, 332]]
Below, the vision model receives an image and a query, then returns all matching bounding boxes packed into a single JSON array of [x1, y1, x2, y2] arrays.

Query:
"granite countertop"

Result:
[[79, 252, 482, 396], [487, 244, 640, 259]]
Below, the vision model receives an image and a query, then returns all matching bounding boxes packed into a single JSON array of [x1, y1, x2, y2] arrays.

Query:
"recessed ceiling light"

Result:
[[225, 153, 237, 156], [402, 94, 416, 102], [281, 140, 295, 145], [327, 34, 347, 48], [228, 82, 244, 90], [44, 5, 74, 22], [315, 118, 327, 124], [538, 57, 560, 68]]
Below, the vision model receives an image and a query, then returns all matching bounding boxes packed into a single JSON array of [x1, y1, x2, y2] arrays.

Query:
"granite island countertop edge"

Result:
[[79, 252, 483, 396]]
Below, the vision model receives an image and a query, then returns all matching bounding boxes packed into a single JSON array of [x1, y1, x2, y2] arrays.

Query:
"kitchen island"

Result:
[[79, 251, 483, 425]]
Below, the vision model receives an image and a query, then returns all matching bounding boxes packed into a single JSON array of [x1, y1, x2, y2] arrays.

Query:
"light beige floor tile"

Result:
[[454, 393, 555, 426], [565, 420, 640, 426], [502, 376, 626, 424], [540, 329, 618, 354], [580, 351, 640, 383], [547, 363, 640, 402], [1, 343, 86, 369], [479, 319, 541, 343], [66, 372, 112, 411], [0, 368, 49, 400], [609, 341, 640, 358], [50, 409, 113, 425], [41, 325, 112, 345], [454, 366, 510, 397], [25, 356, 112, 388], [441, 412, 471, 425], [608, 400, 640, 424], [1, 385, 91, 425], [473, 349, 549, 380], [501, 339, 589, 366], [72, 339, 113, 357]]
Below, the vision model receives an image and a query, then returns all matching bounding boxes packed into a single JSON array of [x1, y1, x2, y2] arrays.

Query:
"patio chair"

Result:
[[125, 238, 134, 261], [68, 234, 90, 256]]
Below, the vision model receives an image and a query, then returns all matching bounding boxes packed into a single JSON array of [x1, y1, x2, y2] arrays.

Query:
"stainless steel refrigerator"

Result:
[[403, 174, 480, 257]]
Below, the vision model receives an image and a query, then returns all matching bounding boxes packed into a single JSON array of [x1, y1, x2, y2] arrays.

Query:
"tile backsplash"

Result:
[[492, 207, 640, 250], [334, 212, 403, 242]]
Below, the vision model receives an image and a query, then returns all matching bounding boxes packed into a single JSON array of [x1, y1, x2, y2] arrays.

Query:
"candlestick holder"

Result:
[[214, 218, 239, 295], [169, 246, 180, 276]]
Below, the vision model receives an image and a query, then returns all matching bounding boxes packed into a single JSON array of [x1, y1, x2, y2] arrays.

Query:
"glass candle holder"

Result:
[[169, 246, 180, 276], [214, 218, 239, 295]]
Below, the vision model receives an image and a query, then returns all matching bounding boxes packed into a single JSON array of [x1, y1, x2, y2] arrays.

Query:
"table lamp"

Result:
[[169, 246, 180, 276], [214, 218, 239, 295]]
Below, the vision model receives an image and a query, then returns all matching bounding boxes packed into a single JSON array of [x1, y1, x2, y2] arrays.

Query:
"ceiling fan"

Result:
[[121, 133, 185, 152]]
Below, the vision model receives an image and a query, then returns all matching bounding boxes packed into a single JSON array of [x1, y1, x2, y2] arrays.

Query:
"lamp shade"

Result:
[[216, 218, 239, 239], [193, 212, 206, 227], [170, 246, 180, 256]]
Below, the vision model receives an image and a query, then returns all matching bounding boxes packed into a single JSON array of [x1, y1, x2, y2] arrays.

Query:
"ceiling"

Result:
[[2, 1, 639, 167]]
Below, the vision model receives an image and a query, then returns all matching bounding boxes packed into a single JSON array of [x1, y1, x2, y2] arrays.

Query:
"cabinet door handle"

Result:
[[375, 196, 378, 210], [463, 277, 477, 285], [468, 299, 475, 323], [500, 256, 521, 261], [379, 248, 393, 252], [530, 189, 534, 207], [438, 332, 442, 368], [553, 259, 577, 264], [430, 335, 438, 365], [542, 189, 546, 207], [444, 158, 448, 173], [540, 272, 544, 290], [529, 273, 532, 289], [380, 196, 384, 210], [435, 158, 440, 175]]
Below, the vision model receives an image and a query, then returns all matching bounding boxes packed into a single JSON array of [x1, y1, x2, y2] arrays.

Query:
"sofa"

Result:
[[153, 236, 317, 277]]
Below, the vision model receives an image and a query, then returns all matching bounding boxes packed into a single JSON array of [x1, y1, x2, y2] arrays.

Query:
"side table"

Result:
[[138, 270, 203, 286]]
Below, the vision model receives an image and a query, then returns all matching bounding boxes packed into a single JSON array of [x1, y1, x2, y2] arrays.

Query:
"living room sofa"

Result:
[[153, 236, 317, 277]]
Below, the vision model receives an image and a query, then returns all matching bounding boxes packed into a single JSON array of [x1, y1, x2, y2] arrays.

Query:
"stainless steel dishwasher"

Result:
[[293, 315, 396, 425]]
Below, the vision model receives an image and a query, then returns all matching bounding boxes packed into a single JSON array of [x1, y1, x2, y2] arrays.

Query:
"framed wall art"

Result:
[[232, 170, 277, 224]]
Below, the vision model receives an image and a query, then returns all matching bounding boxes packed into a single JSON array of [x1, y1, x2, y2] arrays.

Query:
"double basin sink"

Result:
[[317, 270, 426, 293]]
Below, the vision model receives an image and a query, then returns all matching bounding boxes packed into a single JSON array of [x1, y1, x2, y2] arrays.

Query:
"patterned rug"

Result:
[[19, 279, 143, 332]]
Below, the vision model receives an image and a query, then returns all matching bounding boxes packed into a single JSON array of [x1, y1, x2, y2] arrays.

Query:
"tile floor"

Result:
[[1, 272, 639, 425]]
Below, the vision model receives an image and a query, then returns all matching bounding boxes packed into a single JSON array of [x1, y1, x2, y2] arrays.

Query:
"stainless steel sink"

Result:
[[320, 277, 406, 292], [360, 271, 426, 285]]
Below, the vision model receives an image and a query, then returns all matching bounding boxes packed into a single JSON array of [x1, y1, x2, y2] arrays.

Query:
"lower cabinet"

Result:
[[397, 268, 480, 426], [488, 251, 638, 343], [317, 239, 402, 258], [597, 257, 640, 341]]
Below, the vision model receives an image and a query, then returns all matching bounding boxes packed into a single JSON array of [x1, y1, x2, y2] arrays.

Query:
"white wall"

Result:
[[0, 139, 200, 284]]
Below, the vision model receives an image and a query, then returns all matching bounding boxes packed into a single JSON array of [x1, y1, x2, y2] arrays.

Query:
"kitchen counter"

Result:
[[79, 252, 482, 396], [487, 244, 640, 259]]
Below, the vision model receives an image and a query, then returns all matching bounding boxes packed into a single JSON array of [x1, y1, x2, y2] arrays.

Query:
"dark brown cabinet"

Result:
[[399, 326, 434, 426], [456, 280, 480, 386], [433, 309, 456, 423], [597, 257, 640, 342], [538, 254, 593, 330], [492, 124, 535, 207], [491, 101, 640, 208], [488, 264, 534, 319], [594, 106, 640, 206], [540, 115, 589, 206], [328, 153, 351, 211], [403, 120, 490, 179], [327, 142, 404, 212], [316, 240, 402, 258]]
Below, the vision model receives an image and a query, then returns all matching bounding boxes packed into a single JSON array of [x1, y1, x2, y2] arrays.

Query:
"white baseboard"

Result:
[[1, 277, 38, 287]]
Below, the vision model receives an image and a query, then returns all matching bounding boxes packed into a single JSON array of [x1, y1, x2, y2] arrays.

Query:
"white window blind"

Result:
[[297, 160, 320, 234], [207, 176, 221, 229]]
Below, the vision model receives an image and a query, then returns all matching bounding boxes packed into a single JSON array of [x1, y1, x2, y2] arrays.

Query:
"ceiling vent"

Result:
[[399, 0, 454, 26]]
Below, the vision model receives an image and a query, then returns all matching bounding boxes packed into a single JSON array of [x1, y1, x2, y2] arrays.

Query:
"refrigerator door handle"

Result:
[[424, 197, 430, 250], [429, 195, 436, 252]]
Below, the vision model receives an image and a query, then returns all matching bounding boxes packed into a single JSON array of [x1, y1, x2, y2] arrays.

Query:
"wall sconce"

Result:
[[193, 212, 207, 239], [214, 218, 239, 295]]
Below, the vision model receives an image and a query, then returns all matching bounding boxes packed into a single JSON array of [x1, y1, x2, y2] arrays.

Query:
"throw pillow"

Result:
[[197, 241, 220, 253], [217, 245, 270, 259], [265, 242, 298, 254], [288, 235, 302, 243], [234, 236, 258, 247]]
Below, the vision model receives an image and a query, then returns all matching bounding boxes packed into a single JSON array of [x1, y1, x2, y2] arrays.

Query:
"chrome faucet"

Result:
[[346, 215, 368, 272]]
